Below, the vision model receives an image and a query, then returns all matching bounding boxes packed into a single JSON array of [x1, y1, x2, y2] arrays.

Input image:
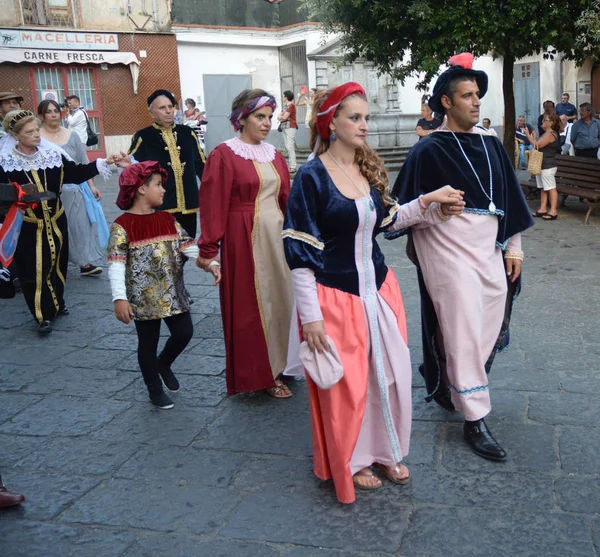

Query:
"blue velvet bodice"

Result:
[[283, 158, 396, 297]]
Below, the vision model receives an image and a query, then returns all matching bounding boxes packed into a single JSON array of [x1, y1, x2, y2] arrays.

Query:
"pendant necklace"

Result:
[[449, 130, 496, 214], [326, 151, 375, 210]]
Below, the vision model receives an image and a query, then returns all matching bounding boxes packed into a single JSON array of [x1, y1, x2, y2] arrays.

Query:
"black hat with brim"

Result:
[[428, 56, 488, 114], [147, 89, 176, 107]]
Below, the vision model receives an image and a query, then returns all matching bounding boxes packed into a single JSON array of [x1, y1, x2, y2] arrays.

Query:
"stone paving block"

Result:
[[405, 467, 554, 512], [190, 296, 222, 314], [53, 347, 140, 371], [92, 333, 139, 351], [15, 437, 141, 476], [555, 477, 600, 513], [125, 534, 281, 557], [0, 521, 135, 557], [529, 392, 600, 425], [490, 352, 560, 392], [283, 548, 394, 557], [193, 315, 224, 338], [0, 365, 51, 392], [116, 446, 246, 487], [558, 426, 600, 474], [0, 433, 44, 467], [2, 344, 79, 366], [593, 520, 600, 556], [442, 422, 557, 473], [117, 350, 226, 376], [0, 472, 100, 521], [559, 369, 600, 394], [60, 478, 241, 534], [0, 308, 36, 329], [51, 312, 119, 335], [405, 420, 440, 467], [199, 405, 312, 457], [114, 374, 227, 407], [221, 491, 411, 553], [186, 337, 226, 357], [24, 367, 137, 398], [1, 396, 131, 436], [91, 404, 216, 446], [400, 506, 593, 557], [0, 393, 42, 423]]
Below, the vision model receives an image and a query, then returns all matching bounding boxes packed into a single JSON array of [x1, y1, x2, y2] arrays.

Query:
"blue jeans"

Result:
[[519, 144, 533, 168]]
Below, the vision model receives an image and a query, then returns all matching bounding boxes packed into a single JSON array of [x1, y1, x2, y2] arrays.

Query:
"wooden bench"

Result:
[[518, 156, 600, 223], [555, 156, 600, 224]]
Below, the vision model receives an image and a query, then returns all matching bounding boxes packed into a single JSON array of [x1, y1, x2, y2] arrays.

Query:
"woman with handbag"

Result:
[[532, 113, 561, 220], [283, 83, 465, 504]]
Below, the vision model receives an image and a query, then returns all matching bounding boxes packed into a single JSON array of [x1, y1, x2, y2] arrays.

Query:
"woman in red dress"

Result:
[[197, 89, 294, 398]]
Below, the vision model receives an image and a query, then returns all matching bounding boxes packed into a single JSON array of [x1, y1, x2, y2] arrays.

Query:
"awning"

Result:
[[0, 48, 141, 94]]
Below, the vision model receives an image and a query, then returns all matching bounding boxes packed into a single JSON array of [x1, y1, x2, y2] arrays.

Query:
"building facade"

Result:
[[0, 0, 181, 157]]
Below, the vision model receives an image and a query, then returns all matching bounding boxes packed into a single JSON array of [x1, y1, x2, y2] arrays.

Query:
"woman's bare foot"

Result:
[[373, 462, 411, 485], [353, 467, 383, 490]]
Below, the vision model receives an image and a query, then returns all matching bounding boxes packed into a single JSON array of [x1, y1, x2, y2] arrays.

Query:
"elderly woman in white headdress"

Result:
[[0, 109, 126, 334]]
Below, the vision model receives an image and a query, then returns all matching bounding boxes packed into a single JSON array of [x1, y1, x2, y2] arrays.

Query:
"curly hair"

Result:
[[309, 89, 392, 205]]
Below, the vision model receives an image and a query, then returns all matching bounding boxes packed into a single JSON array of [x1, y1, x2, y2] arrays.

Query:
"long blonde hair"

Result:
[[309, 90, 392, 205]]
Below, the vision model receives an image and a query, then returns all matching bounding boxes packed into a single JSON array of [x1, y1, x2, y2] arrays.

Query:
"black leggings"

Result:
[[134, 312, 193, 391]]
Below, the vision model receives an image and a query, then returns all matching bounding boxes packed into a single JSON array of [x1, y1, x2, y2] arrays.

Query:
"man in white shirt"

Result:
[[559, 114, 574, 155], [65, 95, 88, 145]]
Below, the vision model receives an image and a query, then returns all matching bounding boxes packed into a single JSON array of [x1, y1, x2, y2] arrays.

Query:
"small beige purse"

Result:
[[527, 140, 544, 175]]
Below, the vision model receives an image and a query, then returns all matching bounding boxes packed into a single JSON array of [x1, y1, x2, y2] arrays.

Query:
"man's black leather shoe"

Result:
[[463, 419, 506, 461], [37, 320, 52, 335]]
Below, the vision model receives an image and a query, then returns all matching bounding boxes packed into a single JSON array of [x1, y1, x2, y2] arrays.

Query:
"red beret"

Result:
[[116, 161, 168, 210], [316, 82, 366, 140]]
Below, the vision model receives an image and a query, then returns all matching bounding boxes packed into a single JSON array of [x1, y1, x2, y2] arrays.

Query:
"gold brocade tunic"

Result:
[[107, 211, 194, 320]]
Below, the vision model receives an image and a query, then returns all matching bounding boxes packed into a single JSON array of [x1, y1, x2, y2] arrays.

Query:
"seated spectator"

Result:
[[415, 103, 442, 139], [570, 102, 600, 158], [515, 115, 536, 170], [481, 118, 498, 136], [538, 100, 555, 136], [555, 93, 578, 123]]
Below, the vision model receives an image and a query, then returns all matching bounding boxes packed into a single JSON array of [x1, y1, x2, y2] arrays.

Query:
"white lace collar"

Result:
[[0, 146, 63, 173], [225, 137, 276, 163]]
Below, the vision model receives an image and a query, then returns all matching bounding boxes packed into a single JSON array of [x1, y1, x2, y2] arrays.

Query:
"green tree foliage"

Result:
[[304, 0, 594, 152], [576, 0, 600, 60]]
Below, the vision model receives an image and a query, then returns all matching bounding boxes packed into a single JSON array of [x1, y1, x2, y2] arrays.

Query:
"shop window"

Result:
[[21, 0, 75, 27]]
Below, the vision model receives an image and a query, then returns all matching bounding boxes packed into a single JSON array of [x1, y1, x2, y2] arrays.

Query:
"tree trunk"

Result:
[[502, 51, 516, 159]]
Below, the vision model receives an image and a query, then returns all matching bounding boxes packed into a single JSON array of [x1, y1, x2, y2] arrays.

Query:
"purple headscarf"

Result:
[[229, 95, 277, 132]]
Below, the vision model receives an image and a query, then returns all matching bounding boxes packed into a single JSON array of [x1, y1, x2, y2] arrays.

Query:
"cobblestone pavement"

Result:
[[1, 172, 600, 557]]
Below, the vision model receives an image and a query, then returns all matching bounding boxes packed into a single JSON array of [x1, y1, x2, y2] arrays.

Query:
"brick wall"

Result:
[[0, 32, 181, 138]]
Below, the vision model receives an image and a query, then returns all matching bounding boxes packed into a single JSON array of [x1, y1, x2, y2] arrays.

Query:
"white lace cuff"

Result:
[[96, 158, 112, 181]]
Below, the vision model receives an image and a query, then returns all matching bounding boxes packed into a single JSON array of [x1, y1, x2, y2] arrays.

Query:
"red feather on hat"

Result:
[[448, 53, 474, 69]]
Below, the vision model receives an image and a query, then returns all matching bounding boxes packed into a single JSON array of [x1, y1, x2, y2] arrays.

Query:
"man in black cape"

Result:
[[129, 90, 205, 238], [389, 53, 534, 461]]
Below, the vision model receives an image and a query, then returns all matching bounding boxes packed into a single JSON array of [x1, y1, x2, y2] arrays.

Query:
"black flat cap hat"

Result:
[[428, 53, 488, 114], [147, 89, 176, 107]]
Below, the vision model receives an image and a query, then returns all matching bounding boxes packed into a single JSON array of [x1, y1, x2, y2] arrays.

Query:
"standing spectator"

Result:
[[65, 95, 88, 145], [570, 102, 600, 158], [515, 115, 536, 169], [0, 92, 23, 134], [297, 88, 317, 126], [481, 118, 498, 136], [128, 90, 205, 238], [183, 98, 200, 123], [559, 114, 574, 155], [532, 113, 561, 220], [555, 93, 578, 123], [278, 90, 297, 173], [537, 100, 555, 136], [415, 103, 442, 139]]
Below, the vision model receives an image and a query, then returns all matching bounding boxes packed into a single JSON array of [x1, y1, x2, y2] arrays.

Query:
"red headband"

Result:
[[117, 160, 168, 210], [316, 82, 366, 140]]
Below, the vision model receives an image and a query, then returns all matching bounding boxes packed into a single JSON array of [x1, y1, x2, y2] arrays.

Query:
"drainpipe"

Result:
[[152, 0, 160, 30]]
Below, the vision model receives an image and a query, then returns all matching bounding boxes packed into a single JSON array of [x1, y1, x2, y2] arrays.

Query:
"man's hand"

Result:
[[114, 300, 134, 324], [89, 183, 102, 201], [505, 258, 522, 283]]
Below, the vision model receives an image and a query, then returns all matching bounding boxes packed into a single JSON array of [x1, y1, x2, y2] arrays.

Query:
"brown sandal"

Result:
[[353, 468, 383, 490], [265, 378, 293, 399], [372, 463, 411, 485]]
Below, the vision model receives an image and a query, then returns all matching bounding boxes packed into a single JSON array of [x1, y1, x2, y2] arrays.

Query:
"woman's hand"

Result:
[[209, 264, 222, 286], [440, 198, 466, 216], [302, 321, 330, 354], [114, 300, 134, 324], [424, 186, 464, 206], [89, 183, 102, 201]]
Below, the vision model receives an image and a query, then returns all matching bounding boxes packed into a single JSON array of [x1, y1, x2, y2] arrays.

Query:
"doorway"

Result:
[[203, 74, 252, 154], [514, 62, 540, 125]]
